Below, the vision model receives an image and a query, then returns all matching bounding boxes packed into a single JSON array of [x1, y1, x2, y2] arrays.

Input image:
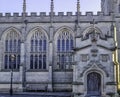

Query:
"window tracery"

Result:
[[30, 30, 47, 70], [57, 29, 74, 70], [4, 30, 20, 70]]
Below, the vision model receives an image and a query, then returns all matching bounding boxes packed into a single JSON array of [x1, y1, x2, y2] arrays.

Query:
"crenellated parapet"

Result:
[[0, 12, 115, 23], [0, 11, 114, 17]]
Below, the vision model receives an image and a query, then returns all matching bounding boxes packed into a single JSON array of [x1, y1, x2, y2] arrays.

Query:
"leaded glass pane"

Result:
[[4, 55, 8, 69], [57, 39, 60, 51], [43, 55, 46, 69], [30, 55, 33, 69], [39, 55, 42, 69]]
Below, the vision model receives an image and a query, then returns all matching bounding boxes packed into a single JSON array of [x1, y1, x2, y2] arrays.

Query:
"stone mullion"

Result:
[[68, 34, 71, 69], [41, 39, 43, 69], [37, 38, 39, 69], [68, 36, 70, 50]]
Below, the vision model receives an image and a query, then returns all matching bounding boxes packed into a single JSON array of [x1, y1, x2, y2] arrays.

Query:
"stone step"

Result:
[[85, 96, 101, 97], [90, 96, 101, 97]]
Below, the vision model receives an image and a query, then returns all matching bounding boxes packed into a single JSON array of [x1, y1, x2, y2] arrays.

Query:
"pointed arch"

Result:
[[26, 26, 48, 70], [82, 26, 102, 39], [1, 26, 22, 41], [54, 26, 75, 41], [83, 64, 106, 96], [54, 26, 75, 70], [26, 26, 49, 41], [87, 72, 101, 95], [54, 26, 75, 52], [2, 27, 21, 70]]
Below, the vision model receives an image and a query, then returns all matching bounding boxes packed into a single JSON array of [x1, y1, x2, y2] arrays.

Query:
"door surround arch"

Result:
[[83, 69, 105, 96], [87, 72, 101, 96]]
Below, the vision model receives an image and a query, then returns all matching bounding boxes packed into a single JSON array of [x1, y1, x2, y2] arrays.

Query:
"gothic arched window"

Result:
[[57, 29, 74, 69], [4, 30, 21, 70], [30, 30, 47, 70]]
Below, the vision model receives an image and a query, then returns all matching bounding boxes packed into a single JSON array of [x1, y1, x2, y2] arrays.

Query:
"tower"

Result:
[[101, 0, 120, 14], [101, 0, 113, 14]]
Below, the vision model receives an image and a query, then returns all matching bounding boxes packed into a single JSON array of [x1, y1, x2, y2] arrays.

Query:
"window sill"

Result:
[[0, 69, 19, 72], [27, 69, 49, 72], [53, 69, 73, 72]]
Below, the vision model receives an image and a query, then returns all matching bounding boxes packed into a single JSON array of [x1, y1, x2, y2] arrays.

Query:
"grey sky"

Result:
[[0, 0, 101, 14]]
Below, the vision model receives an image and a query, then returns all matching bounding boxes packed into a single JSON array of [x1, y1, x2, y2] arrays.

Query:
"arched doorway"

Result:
[[87, 72, 101, 96]]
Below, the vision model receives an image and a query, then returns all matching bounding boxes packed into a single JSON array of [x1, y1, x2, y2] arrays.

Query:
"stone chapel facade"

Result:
[[0, 0, 120, 97]]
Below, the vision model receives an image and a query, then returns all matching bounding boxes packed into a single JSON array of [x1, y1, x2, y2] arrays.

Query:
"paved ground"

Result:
[[0, 95, 49, 97], [0, 92, 71, 97], [0, 95, 65, 97], [0, 95, 71, 97], [0, 95, 52, 97]]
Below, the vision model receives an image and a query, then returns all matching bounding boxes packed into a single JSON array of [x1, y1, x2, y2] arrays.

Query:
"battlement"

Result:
[[0, 11, 114, 17], [0, 11, 114, 23]]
